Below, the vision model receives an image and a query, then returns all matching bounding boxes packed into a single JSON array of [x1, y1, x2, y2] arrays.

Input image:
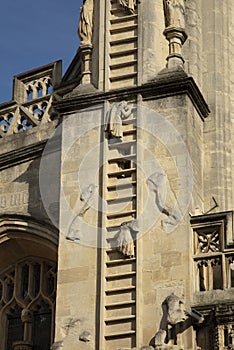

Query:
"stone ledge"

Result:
[[54, 73, 210, 121]]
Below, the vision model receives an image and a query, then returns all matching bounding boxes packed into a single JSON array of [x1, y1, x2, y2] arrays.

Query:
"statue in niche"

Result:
[[106, 101, 132, 140], [66, 184, 97, 242], [163, 0, 186, 29], [116, 220, 138, 258], [117, 0, 137, 14], [78, 0, 94, 46], [147, 172, 181, 232]]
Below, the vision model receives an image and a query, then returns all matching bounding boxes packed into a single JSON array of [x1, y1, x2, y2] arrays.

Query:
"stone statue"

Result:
[[78, 0, 94, 46], [154, 293, 186, 347], [66, 184, 97, 241], [155, 329, 167, 346], [163, 0, 186, 29], [164, 293, 186, 325], [118, 0, 137, 14], [106, 101, 132, 140], [147, 172, 181, 232], [116, 220, 138, 257]]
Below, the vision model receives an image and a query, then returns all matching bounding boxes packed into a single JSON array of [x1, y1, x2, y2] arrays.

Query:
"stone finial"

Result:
[[162, 0, 187, 68]]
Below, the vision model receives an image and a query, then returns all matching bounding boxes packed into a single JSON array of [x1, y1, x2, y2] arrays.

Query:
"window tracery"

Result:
[[0, 257, 57, 350]]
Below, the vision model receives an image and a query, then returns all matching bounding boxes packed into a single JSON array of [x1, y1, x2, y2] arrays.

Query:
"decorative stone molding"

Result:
[[0, 61, 61, 138]]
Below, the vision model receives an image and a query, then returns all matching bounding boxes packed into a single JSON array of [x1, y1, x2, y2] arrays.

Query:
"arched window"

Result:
[[0, 258, 57, 350], [0, 216, 58, 350]]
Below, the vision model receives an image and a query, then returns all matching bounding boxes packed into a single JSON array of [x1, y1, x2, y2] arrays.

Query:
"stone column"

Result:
[[79, 44, 93, 85], [163, 27, 187, 68]]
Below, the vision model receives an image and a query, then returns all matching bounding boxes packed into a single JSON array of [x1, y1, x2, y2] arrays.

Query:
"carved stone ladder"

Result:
[[108, 0, 138, 90], [102, 104, 137, 350]]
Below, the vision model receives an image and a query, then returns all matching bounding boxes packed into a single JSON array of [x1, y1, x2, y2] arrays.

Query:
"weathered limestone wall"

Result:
[[182, 1, 234, 213], [55, 105, 105, 349], [139, 0, 168, 83], [184, 0, 203, 86], [0, 122, 58, 222], [138, 95, 204, 349]]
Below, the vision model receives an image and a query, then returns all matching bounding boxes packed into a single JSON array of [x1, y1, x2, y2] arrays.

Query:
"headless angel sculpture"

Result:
[[147, 172, 181, 232], [66, 184, 96, 242], [163, 0, 186, 29], [78, 0, 94, 46]]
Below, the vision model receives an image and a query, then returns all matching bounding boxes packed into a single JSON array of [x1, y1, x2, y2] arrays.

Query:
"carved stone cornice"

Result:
[[54, 72, 210, 120]]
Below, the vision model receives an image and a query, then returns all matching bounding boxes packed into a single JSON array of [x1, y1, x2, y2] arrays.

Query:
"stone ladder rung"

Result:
[[108, 139, 136, 149], [107, 194, 136, 203], [108, 154, 136, 163], [110, 72, 137, 82], [110, 48, 137, 58], [107, 168, 136, 177], [106, 257, 136, 267], [122, 117, 137, 125], [105, 315, 136, 323], [110, 36, 138, 47], [110, 14, 138, 24], [107, 209, 136, 219], [110, 60, 137, 70], [123, 129, 137, 136], [105, 330, 136, 339], [105, 300, 136, 309], [110, 24, 138, 34], [107, 181, 136, 191], [105, 285, 136, 294], [106, 271, 136, 281]]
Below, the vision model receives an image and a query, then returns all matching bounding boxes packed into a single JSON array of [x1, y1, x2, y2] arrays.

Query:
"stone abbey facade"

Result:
[[0, 1, 233, 349]]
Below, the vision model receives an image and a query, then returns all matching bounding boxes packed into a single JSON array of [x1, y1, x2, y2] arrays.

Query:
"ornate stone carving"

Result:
[[106, 101, 132, 140], [116, 220, 138, 258], [147, 172, 181, 232], [196, 229, 220, 253], [78, 0, 94, 46], [117, 0, 137, 14], [163, 0, 186, 29], [66, 184, 97, 242]]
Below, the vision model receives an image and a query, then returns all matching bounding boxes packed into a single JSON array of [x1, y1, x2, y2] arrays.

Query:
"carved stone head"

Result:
[[164, 293, 186, 325]]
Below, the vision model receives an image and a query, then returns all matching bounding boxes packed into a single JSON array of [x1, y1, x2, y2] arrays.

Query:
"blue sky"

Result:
[[0, 1, 83, 103]]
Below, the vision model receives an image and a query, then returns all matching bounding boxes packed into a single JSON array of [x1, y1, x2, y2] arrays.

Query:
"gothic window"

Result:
[[0, 258, 56, 350], [191, 212, 234, 292]]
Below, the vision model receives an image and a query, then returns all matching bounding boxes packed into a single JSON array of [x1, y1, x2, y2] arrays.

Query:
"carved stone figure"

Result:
[[155, 329, 167, 346], [116, 220, 138, 257], [78, 0, 94, 46], [147, 172, 181, 232], [118, 0, 137, 14], [164, 293, 186, 325], [106, 101, 132, 139], [66, 184, 96, 241], [163, 0, 186, 29]]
